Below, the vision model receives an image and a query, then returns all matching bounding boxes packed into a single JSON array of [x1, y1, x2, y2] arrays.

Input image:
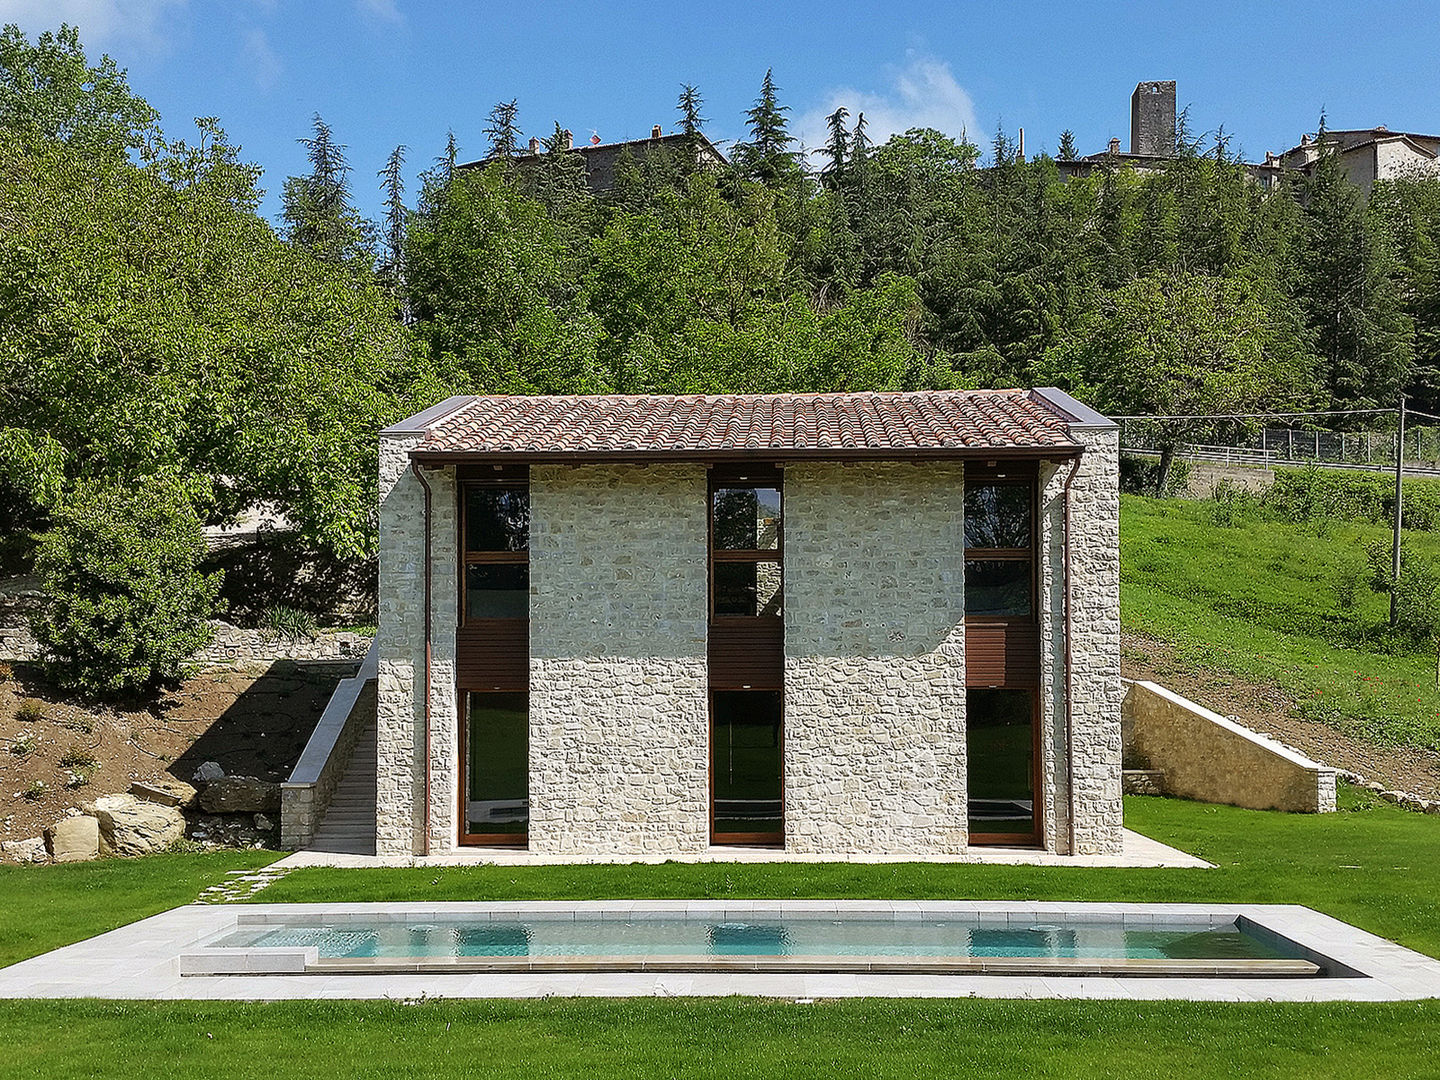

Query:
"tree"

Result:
[[1057, 129, 1078, 161], [378, 143, 408, 288], [1040, 272, 1316, 492], [484, 98, 521, 161], [30, 476, 223, 697], [0, 23, 157, 154], [676, 83, 707, 175], [735, 69, 798, 185], [820, 106, 850, 185], [280, 114, 375, 264]]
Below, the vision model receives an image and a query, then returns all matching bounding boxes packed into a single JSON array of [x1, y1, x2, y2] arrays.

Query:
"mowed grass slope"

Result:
[[1121, 493, 1440, 748]]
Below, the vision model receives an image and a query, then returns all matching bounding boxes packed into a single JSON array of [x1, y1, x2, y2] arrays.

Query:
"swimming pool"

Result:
[[183, 902, 1332, 978]]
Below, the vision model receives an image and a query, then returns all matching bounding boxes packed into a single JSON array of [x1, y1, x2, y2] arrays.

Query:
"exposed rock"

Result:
[[1401, 795, 1427, 813], [129, 778, 198, 809], [1379, 789, 1402, 803], [1427, 801, 1440, 815], [193, 761, 226, 784], [92, 794, 185, 856], [253, 813, 275, 831], [198, 776, 280, 814], [45, 815, 100, 863], [0, 836, 47, 864]]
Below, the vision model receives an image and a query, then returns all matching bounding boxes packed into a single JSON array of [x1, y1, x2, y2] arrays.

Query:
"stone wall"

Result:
[[528, 464, 710, 856], [1065, 428, 1125, 854], [782, 462, 968, 855], [1123, 679, 1337, 813]]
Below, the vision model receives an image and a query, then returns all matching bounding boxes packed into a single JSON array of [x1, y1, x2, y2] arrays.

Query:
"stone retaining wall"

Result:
[[1122, 679, 1337, 812], [0, 619, 370, 670]]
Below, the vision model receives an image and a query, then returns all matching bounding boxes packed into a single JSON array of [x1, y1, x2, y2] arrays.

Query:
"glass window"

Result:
[[964, 560, 1032, 617], [465, 487, 530, 552], [966, 688, 1035, 839], [712, 487, 781, 550], [712, 690, 783, 838], [964, 485, 1032, 549], [714, 561, 783, 617], [466, 564, 529, 619], [465, 692, 528, 838]]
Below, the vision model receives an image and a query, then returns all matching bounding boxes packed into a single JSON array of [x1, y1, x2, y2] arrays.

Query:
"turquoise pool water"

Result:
[[213, 917, 1297, 962]]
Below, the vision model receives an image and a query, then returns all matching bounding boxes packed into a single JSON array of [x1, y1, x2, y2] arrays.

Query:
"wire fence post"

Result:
[[1391, 394, 1407, 628]]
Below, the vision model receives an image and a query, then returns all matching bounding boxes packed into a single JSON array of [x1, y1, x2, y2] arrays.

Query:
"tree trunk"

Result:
[[1154, 445, 1175, 497]]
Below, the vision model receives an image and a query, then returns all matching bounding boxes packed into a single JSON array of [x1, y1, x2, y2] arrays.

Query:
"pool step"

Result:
[[308, 714, 377, 855]]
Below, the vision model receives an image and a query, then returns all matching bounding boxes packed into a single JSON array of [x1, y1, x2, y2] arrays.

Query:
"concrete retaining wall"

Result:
[[1122, 680, 1336, 813]]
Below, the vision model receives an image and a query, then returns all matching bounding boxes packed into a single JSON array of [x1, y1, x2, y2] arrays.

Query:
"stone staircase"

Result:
[[308, 715, 378, 855]]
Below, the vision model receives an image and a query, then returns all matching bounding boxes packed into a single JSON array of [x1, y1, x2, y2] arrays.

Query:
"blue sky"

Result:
[[4, 0, 1439, 224]]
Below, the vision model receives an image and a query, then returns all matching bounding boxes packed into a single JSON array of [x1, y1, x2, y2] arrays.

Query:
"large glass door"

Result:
[[711, 690, 783, 844], [462, 691, 529, 845], [966, 687, 1039, 845]]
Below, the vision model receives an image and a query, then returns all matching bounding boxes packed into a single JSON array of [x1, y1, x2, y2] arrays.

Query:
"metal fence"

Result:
[[1118, 420, 1440, 474]]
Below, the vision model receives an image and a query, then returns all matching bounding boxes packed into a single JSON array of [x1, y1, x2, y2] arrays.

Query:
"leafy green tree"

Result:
[[0, 23, 157, 154], [30, 476, 223, 697], [1041, 272, 1316, 491], [280, 114, 376, 264]]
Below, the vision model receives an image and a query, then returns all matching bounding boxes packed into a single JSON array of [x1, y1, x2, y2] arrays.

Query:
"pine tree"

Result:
[[437, 129, 458, 182], [280, 114, 374, 263], [821, 106, 850, 186], [378, 143, 407, 287], [484, 99, 521, 161], [850, 112, 871, 168], [676, 83, 708, 177], [1057, 129, 1078, 161], [533, 120, 591, 218], [736, 68, 798, 185]]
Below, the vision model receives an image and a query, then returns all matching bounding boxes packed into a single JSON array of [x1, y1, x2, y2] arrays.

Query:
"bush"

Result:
[[1120, 454, 1191, 496], [259, 604, 318, 641], [29, 477, 222, 698], [1207, 479, 1261, 527], [1270, 466, 1440, 530], [14, 698, 45, 723]]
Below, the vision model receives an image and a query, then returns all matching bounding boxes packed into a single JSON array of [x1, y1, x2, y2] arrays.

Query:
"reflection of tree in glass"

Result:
[[713, 489, 759, 549], [964, 486, 1031, 549], [467, 488, 530, 551]]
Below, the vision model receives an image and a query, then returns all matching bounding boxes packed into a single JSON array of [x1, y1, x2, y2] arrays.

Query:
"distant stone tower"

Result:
[[1130, 81, 1176, 156]]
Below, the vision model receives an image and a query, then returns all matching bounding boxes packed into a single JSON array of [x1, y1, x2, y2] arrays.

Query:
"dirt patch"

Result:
[[0, 660, 352, 846], [1122, 631, 1440, 799]]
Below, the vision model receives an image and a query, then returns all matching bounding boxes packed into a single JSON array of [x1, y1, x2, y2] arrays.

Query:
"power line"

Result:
[[1111, 408, 1397, 421]]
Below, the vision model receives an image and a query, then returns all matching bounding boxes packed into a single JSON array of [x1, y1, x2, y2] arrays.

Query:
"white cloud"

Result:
[[0, 0, 187, 51], [356, 0, 401, 23], [795, 51, 980, 163], [241, 26, 280, 91]]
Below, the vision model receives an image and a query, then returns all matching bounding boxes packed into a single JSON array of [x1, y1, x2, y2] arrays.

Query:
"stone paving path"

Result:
[[196, 866, 294, 903]]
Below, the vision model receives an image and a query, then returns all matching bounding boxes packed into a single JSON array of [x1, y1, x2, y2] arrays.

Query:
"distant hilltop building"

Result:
[[459, 125, 727, 193], [1055, 81, 1440, 200]]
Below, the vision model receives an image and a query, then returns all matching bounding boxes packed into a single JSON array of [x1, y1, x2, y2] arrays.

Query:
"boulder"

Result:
[[198, 776, 280, 814], [92, 794, 185, 856], [129, 778, 199, 809], [193, 761, 225, 784], [253, 813, 275, 831], [1, 836, 47, 864], [45, 815, 100, 863]]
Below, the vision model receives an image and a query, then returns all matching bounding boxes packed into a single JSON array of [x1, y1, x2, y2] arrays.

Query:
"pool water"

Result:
[[212, 917, 1296, 963]]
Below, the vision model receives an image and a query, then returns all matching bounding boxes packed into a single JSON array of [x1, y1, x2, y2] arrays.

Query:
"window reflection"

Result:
[[964, 560, 1031, 617], [712, 487, 781, 550], [465, 564, 529, 619], [465, 487, 530, 552], [964, 485, 1031, 548]]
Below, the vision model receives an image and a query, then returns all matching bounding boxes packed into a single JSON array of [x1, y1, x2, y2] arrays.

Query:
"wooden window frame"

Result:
[[458, 688, 530, 847], [963, 470, 1039, 626], [459, 470, 530, 628], [707, 469, 784, 622], [709, 688, 786, 846], [965, 686, 1043, 847]]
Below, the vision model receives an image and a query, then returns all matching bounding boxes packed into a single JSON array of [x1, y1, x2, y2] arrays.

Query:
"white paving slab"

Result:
[[1, 900, 1437, 1001], [272, 829, 1211, 869]]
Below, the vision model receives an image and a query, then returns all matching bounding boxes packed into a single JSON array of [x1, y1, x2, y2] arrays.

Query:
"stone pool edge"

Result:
[[1, 901, 1437, 1002]]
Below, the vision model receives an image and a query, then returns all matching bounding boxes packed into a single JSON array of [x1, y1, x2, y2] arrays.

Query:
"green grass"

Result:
[[0, 997, 1436, 1079], [0, 849, 279, 969], [1, 797, 1438, 1076], [260, 789, 1440, 959], [1121, 493, 1440, 748]]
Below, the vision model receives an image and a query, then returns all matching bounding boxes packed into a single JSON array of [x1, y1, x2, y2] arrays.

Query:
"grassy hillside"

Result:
[[1121, 493, 1440, 749]]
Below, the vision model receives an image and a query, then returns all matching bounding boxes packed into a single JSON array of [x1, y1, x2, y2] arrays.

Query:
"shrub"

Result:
[[61, 715, 94, 734], [259, 604, 318, 641], [1206, 479, 1260, 527], [22, 779, 45, 800], [14, 698, 45, 723], [0, 661, 12, 682], [1120, 454, 1191, 496], [58, 745, 97, 770], [8, 732, 36, 755], [29, 476, 222, 698]]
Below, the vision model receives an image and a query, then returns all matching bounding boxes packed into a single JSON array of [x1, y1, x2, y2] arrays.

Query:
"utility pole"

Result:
[[1391, 394, 1407, 627]]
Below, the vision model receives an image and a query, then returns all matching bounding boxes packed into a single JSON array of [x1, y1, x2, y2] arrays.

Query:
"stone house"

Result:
[[370, 388, 1122, 859]]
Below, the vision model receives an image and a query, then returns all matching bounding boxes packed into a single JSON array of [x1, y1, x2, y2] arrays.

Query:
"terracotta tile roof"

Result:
[[405, 390, 1087, 460]]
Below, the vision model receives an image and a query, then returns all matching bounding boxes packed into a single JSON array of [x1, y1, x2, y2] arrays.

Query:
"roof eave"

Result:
[[409, 444, 1083, 466]]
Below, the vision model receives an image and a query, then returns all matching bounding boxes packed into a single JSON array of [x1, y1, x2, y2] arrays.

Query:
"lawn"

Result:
[[1, 793, 1438, 1077], [1121, 493, 1440, 748], [0, 848, 279, 970]]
